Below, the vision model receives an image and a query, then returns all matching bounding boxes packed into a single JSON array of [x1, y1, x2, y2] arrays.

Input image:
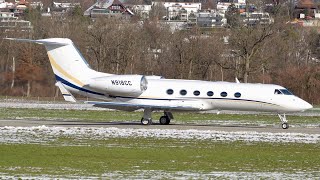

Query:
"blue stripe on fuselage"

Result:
[[112, 95, 277, 106], [55, 75, 277, 107], [55, 75, 104, 96]]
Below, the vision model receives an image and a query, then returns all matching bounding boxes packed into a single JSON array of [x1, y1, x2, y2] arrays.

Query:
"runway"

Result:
[[1, 100, 319, 179], [0, 99, 319, 135], [0, 118, 319, 134]]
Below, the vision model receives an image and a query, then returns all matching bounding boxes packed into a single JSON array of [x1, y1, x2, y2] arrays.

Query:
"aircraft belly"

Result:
[[116, 98, 206, 110]]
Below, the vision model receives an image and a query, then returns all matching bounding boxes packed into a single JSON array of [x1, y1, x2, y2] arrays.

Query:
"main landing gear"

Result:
[[140, 109, 173, 125], [278, 114, 289, 129], [159, 111, 173, 125]]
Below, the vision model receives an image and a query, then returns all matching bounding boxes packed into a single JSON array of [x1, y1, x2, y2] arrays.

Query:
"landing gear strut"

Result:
[[140, 109, 173, 125], [278, 114, 289, 129], [141, 108, 152, 125]]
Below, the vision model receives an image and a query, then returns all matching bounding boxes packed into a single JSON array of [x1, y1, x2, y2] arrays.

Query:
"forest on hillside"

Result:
[[0, 6, 320, 104]]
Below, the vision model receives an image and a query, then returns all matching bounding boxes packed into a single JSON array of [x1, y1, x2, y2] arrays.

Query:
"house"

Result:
[[84, 0, 134, 18], [216, 0, 247, 17], [0, 0, 6, 9], [0, 11, 16, 19], [29, 1, 43, 9], [294, 0, 317, 19], [242, 12, 273, 26], [0, 19, 33, 33], [51, 1, 81, 15], [132, 4, 152, 19], [197, 12, 224, 27], [157, 2, 201, 21]]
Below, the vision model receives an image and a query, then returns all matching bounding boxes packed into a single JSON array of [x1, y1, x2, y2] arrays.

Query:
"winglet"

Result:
[[55, 81, 76, 102]]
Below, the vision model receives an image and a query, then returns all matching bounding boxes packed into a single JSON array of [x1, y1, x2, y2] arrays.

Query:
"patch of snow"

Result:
[[0, 126, 319, 144], [0, 101, 102, 111], [1, 170, 319, 179]]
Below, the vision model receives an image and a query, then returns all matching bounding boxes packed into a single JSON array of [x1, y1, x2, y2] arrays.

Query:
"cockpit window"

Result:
[[280, 89, 293, 95], [274, 89, 293, 95], [274, 89, 282, 95]]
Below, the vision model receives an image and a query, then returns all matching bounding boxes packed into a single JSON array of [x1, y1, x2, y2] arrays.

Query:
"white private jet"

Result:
[[6, 38, 313, 129]]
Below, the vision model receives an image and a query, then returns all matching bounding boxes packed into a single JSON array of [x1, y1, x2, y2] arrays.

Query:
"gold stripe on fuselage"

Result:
[[48, 53, 84, 86]]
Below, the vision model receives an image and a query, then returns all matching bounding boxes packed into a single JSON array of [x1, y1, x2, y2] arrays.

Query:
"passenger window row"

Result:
[[166, 89, 241, 98]]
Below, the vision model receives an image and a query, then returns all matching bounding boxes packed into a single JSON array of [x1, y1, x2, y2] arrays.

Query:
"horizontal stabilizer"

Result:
[[4, 38, 70, 46], [85, 101, 200, 111], [56, 81, 76, 102]]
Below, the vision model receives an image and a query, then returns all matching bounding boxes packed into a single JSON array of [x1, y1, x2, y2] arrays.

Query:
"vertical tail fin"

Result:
[[5, 38, 107, 87]]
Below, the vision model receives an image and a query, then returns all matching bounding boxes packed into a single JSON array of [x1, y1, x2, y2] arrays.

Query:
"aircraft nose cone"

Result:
[[300, 100, 313, 111], [305, 102, 313, 110]]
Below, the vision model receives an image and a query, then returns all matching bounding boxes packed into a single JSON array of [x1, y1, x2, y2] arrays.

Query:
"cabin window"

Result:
[[234, 92, 241, 98], [167, 89, 174, 95], [220, 92, 227, 97], [207, 91, 214, 96], [180, 89, 187, 96], [193, 90, 200, 96]]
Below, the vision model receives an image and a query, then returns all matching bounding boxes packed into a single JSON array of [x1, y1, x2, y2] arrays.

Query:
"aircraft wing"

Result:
[[85, 101, 201, 111]]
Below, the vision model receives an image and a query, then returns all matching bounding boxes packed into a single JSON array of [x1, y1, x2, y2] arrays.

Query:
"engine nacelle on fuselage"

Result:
[[87, 75, 148, 97]]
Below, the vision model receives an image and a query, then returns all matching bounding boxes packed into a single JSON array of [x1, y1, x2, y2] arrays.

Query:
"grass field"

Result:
[[0, 138, 319, 178], [0, 107, 319, 178]]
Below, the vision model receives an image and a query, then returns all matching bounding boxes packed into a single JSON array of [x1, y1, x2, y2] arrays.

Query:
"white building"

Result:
[[153, 2, 201, 21], [53, 2, 80, 9], [0, 12, 16, 19], [29, 1, 43, 9], [132, 5, 152, 19], [0, 0, 14, 9], [216, 0, 246, 16]]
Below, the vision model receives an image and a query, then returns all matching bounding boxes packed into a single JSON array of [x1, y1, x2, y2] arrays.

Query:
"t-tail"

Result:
[[5, 38, 110, 101], [6, 38, 108, 84], [5, 38, 148, 101]]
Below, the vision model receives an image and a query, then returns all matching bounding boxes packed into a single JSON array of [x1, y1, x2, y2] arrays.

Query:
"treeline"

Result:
[[0, 7, 320, 104]]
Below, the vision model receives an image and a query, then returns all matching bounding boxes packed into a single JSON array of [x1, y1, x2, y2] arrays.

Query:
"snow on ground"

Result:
[[0, 99, 103, 111], [0, 126, 319, 144], [1, 99, 319, 179], [1, 170, 319, 179]]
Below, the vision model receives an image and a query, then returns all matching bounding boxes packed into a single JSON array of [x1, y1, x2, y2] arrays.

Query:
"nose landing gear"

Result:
[[141, 108, 153, 125], [278, 114, 289, 129], [141, 118, 152, 125]]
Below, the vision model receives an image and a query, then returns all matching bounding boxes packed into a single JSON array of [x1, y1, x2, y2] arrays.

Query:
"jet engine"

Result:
[[88, 75, 148, 97]]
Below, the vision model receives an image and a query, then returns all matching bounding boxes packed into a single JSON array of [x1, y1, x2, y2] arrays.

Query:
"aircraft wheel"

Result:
[[141, 118, 152, 125], [159, 116, 170, 125], [281, 122, 289, 129]]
